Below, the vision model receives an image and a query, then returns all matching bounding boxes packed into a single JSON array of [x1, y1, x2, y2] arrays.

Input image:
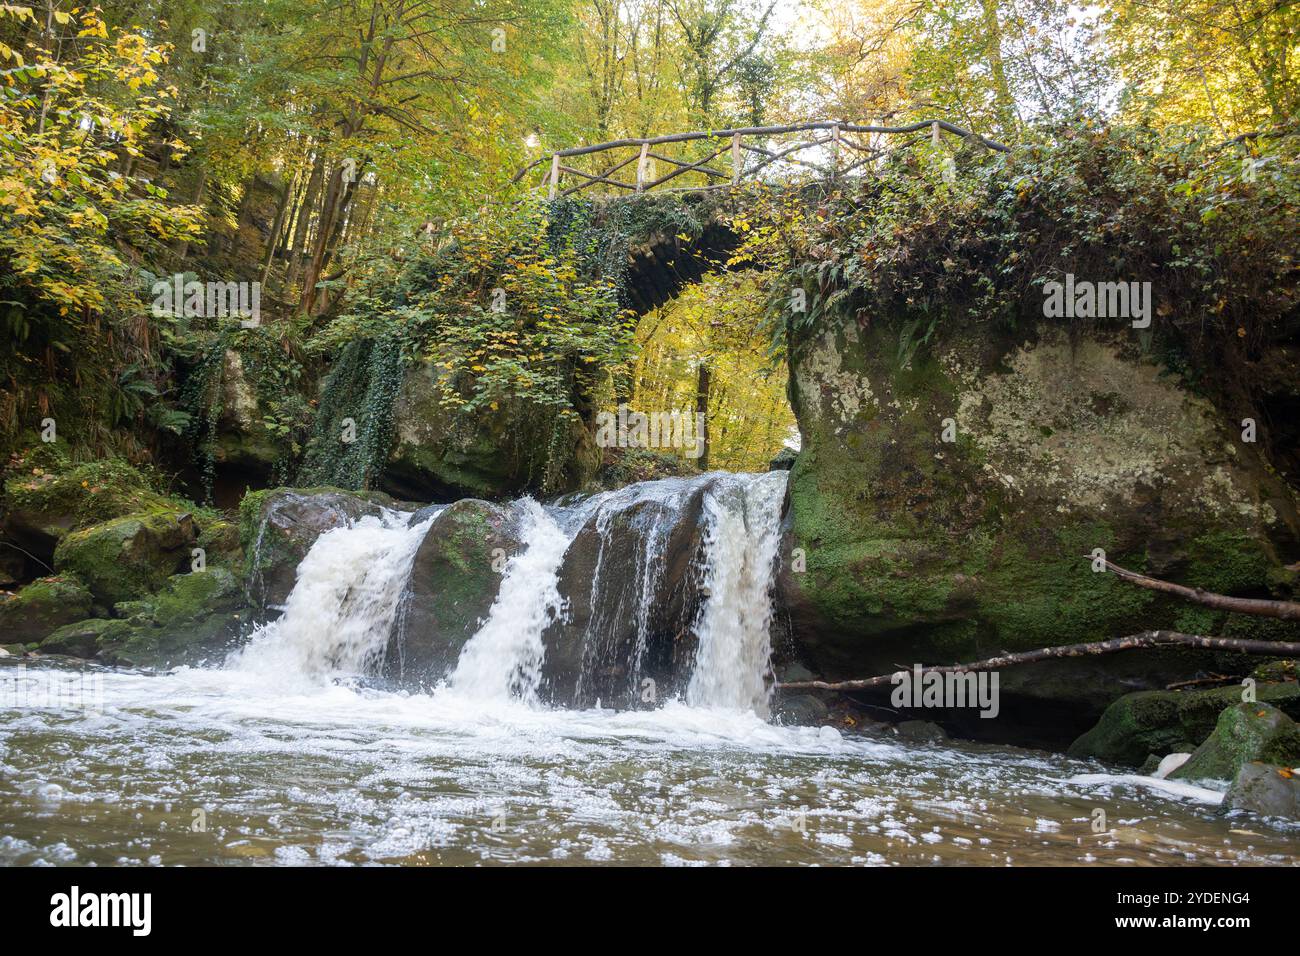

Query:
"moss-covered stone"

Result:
[[1066, 683, 1300, 766], [385, 359, 599, 500], [53, 510, 196, 605], [238, 486, 403, 608], [40, 617, 132, 657], [1, 451, 176, 559], [385, 499, 523, 686], [38, 567, 248, 666], [0, 573, 94, 643], [196, 518, 243, 569], [95, 567, 247, 667], [1170, 702, 1300, 782], [779, 319, 1300, 716]]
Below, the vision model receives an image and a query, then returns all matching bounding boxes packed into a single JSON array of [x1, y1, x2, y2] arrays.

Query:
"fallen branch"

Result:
[[1103, 559, 1300, 620], [775, 631, 1300, 692]]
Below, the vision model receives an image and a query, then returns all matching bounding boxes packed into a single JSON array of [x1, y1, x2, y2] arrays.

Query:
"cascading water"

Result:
[[686, 471, 787, 714], [445, 500, 568, 703], [231, 510, 433, 683], [226, 472, 790, 716], [4, 471, 1287, 865]]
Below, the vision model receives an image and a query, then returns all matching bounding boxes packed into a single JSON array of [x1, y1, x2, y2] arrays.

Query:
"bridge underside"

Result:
[[619, 219, 740, 315]]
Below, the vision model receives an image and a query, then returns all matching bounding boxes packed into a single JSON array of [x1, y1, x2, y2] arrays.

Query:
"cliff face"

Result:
[[778, 316, 1300, 720]]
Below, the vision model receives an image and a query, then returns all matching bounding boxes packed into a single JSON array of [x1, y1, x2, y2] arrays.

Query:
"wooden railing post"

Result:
[[931, 121, 940, 148], [831, 123, 840, 178], [731, 132, 742, 184], [549, 154, 560, 199], [636, 142, 650, 192]]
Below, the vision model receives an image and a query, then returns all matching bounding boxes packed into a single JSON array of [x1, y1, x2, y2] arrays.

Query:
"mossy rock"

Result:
[[1067, 683, 1300, 767], [385, 359, 599, 500], [38, 567, 249, 667], [779, 319, 1300, 715], [40, 617, 133, 657], [53, 510, 197, 605], [1169, 702, 1300, 782], [238, 486, 404, 609], [96, 567, 248, 667], [196, 519, 243, 569], [1, 449, 177, 561], [384, 500, 523, 687], [0, 573, 94, 643]]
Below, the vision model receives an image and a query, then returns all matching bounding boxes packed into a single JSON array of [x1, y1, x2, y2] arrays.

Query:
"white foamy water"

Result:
[[2, 472, 1296, 866], [3, 658, 1295, 866], [231, 510, 433, 686], [447, 500, 568, 703], [687, 471, 787, 713]]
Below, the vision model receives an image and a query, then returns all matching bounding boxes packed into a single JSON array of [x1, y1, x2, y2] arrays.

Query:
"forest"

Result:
[[1, 0, 1300, 875], [2, 0, 1296, 485]]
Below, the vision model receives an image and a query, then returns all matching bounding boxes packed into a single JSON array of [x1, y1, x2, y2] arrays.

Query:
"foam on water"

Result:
[[1, 472, 1296, 865]]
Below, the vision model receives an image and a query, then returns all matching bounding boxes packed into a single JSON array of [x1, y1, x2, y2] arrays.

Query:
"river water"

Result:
[[1, 472, 1296, 866]]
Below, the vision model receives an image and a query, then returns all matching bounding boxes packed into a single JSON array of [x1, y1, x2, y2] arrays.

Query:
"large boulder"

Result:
[[1170, 701, 1300, 782], [780, 319, 1300, 722], [0, 573, 94, 644], [384, 360, 599, 501], [540, 477, 714, 708], [39, 567, 248, 667], [53, 510, 197, 605], [209, 349, 281, 493], [1222, 761, 1300, 820], [1, 448, 176, 566], [1068, 683, 1300, 767], [383, 500, 524, 687], [238, 487, 401, 609]]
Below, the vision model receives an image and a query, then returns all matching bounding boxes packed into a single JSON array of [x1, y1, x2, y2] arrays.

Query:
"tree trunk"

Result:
[[695, 360, 711, 470]]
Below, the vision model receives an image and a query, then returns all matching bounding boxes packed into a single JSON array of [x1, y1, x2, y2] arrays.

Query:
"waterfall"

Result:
[[445, 500, 568, 703], [228, 472, 788, 715], [231, 510, 433, 682], [686, 471, 787, 713]]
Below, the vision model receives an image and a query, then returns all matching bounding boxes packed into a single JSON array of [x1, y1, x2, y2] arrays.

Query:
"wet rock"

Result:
[[53, 510, 196, 605], [540, 478, 715, 708], [384, 500, 523, 687], [1222, 761, 1300, 820], [0, 574, 93, 643], [384, 360, 599, 500], [238, 487, 400, 609], [781, 319, 1300, 718], [894, 720, 949, 743], [772, 693, 829, 725], [1068, 683, 1300, 767], [1170, 702, 1300, 782]]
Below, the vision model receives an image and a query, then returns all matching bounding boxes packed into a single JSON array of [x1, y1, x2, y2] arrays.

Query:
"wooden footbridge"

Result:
[[511, 119, 1009, 198]]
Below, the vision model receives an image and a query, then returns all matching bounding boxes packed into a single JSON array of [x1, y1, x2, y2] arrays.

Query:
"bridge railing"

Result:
[[510, 120, 1008, 198]]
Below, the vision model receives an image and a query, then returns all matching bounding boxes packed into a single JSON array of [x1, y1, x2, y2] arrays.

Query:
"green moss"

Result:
[[1170, 702, 1300, 781], [0, 573, 94, 643], [96, 567, 246, 667], [53, 510, 195, 605], [41, 617, 132, 656], [1068, 683, 1300, 767]]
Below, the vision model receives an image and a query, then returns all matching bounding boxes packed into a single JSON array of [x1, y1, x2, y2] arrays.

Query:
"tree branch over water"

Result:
[[775, 632, 1300, 692]]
